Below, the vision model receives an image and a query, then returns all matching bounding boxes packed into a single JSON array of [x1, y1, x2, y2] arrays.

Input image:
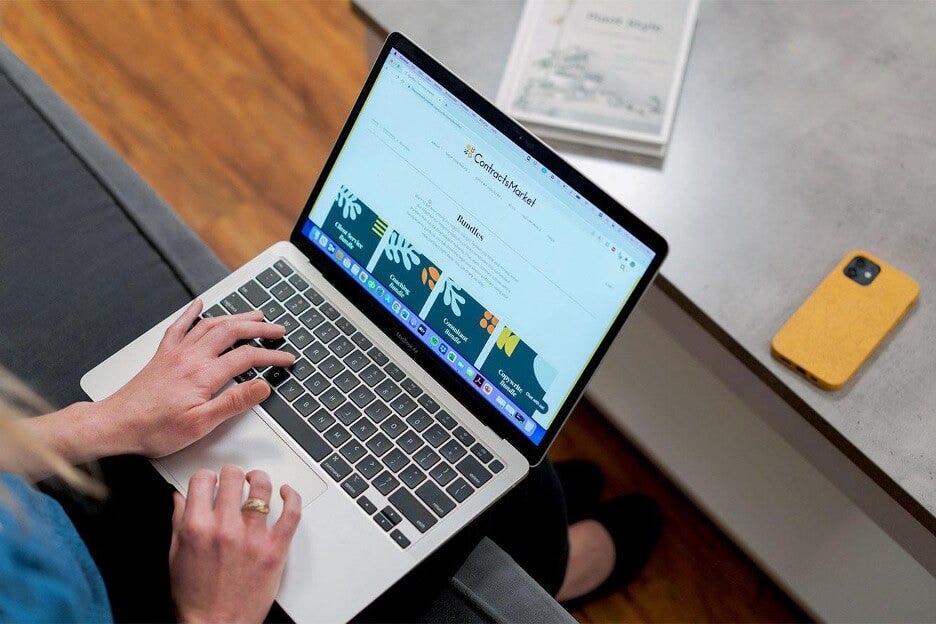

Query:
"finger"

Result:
[[185, 310, 264, 344], [212, 346, 295, 385], [200, 319, 287, 355], [170, 491, 186, 561], [160, 300, 204, 348], [243, 470, 273, 528], [271, 484, 302, 549], [215, 464, 247, 525], [183, 469, 217, 523], [191, 379, 271, 432]]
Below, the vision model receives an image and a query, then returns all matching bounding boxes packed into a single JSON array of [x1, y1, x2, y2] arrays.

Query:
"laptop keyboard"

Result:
[[201, 258, 505, 548]]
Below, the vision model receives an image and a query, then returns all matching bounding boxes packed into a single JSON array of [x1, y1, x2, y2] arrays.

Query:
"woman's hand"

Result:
[[100, 299, 295, 457], [169, 466, 302, 624]]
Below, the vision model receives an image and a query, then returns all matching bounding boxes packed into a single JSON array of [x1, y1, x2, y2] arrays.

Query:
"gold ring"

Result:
[[241, 498, 271, 515]]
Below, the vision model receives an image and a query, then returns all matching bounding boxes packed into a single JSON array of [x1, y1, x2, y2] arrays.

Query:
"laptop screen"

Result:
[[299, 48, 655, 446]]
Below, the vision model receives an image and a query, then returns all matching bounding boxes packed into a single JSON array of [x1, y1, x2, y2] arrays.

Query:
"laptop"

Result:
[[81, 32, 667, 622]]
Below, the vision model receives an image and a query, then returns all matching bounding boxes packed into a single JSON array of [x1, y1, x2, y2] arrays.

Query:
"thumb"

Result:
[[193, 379, 271, 431]]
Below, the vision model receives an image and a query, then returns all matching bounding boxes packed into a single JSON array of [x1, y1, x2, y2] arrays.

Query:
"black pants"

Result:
[[48, 455, 569, 622]]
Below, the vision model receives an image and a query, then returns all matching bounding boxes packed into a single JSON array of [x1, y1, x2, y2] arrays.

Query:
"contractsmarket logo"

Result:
[[464, 144, 476, 158]]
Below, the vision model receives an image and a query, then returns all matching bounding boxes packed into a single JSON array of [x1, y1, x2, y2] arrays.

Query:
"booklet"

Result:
[[496, 0, 699, 157]]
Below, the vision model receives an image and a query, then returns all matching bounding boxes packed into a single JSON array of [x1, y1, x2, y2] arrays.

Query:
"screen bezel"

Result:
[[290, 32, 668, 465]]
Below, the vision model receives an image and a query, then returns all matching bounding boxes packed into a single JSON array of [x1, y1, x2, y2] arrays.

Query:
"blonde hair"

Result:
[[0, 367, 106, 499]]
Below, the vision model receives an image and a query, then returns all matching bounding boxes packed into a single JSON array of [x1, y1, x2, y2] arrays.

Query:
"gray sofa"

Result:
[[0, 41, 573, 623]]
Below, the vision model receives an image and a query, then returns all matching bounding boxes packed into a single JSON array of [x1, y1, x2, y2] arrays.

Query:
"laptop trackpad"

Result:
[[158, 408, 327, 518]]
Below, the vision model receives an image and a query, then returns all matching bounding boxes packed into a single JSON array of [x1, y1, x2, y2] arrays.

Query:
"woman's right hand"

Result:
[[169, 465, 302, 624]]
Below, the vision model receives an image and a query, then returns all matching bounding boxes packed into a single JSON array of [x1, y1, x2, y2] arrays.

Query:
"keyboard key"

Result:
[[440, 439, 467, 463], [382, 448, 410, 473], [368, 347, 389, 366], [334, 370, 359, 394], [374, 512, 394, 532], [305, 287, 324, 306], [238, 280, 270, 307], [270, 281, 296, 302], [373, 471, 400, 496], [335, 317, 355, 335], [314, 322, 340, 344], [389, 529, 410, 548], [285, 294, 311, 316], [364, 401, 392, 423], [360, 364, 387, 387], [263, 367, 290, 387], [414, 447, 441, 471], [319, 302, 340, 320], [280, 343, 300, 360], [348, 385, 376, 409], [288, 327, 314, 350], [319, 388, 345, 411], [390, 394, 418, 417], [381, 506, 403, 526], [471, 443, 494, 464], [234, 368, 257, 383], [446, 478, 474, 503], [406, 409, 432, 432], [397, 431, 424, 455], [322, 454, 352, 481], [375, 379, 402, 402], [453, 427, 475, 447], [288, 273, 309, 291], [308, 408, 336, 432], [366, 433, 394, 457], [400, 378, 422, 398], [380, 416, 406, 439], [318, 356, 345, 379], [299, 308, 325, 330], [329, 336, 355, 358], [489, 460, 504, 474], [303, 341, 329, 364], [344, 349, 369, 373], [356, 455, 382, 479], [351, 332, 372, 351], [324, 424, 351, 447], [423, 424, 450, 448], [260, 393, 330, 461], [399, 464, 427, 489], [349, 417, 377, 441], [341, 473, 368, 498], [261, 300, 286, 321], [222, 292, 252, 315], [260, 336, 286, 350], [339, 440, 366, 463], [357, 495, 377, 515], [303, 372, 330, 396], [257, 267, 280, 288], [290, 358, 315, 381], [435, 410, 457, 430], [274, 259, 293, 276], [334, 402, 361, 426], [388, 489, 437, 533], [294, 394, 319, 417], [278, 313, 300, 335], [277, 379, 303, 402], [429, 463, 457, 487], [384, 362, 405, 382], [455, 455, 492, 488], [415, 481, 455, 518], [418, 395, 439, 413], [202, 304, 228, 318]]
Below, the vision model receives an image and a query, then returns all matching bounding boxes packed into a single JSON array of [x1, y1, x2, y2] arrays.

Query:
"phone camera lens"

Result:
[[855, 257, 866, 268], [845, 267, 858, 278]]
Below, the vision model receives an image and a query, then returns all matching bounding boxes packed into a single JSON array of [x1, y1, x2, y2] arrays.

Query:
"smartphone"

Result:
[[771, 250, 918, 390]]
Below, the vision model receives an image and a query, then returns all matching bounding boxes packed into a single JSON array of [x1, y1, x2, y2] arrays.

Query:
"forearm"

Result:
[[0, 400, 125, 481]]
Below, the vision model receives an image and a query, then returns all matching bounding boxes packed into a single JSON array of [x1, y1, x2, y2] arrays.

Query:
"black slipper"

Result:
[[553, 460, 605, 524], [561, 494, 663, 611]]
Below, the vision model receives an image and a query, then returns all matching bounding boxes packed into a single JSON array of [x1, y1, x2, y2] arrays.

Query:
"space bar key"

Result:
[[260, 393, 331, 461]]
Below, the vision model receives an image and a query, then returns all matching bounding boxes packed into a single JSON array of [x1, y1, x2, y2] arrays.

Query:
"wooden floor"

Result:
[[1, 2, 807, 622]]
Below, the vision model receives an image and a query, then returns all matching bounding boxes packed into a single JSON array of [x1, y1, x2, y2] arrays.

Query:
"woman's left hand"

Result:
[[99, 299, 295, 458]]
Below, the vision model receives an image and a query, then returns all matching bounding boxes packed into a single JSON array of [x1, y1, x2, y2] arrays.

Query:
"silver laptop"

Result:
[[81, 33, 667, 623]]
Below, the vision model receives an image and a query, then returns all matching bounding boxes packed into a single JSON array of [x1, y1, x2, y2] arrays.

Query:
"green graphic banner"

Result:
[[423, 278, 499, 362], [480, 326, 556, 416], [370, 230, 440, 311], [321, 185, 387, 263]]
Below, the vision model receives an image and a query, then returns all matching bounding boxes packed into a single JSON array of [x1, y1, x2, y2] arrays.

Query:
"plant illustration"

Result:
[[336, 185, 363, 220], [442, 279, 466, 316], [383, 231, 421, 270]]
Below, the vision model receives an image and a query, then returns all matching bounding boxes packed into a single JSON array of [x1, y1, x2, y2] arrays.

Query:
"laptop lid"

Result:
[[290, 33, 667, 465]]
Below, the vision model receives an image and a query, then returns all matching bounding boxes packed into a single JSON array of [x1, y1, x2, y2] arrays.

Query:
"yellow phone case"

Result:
[[771, 250, 918, 390]]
